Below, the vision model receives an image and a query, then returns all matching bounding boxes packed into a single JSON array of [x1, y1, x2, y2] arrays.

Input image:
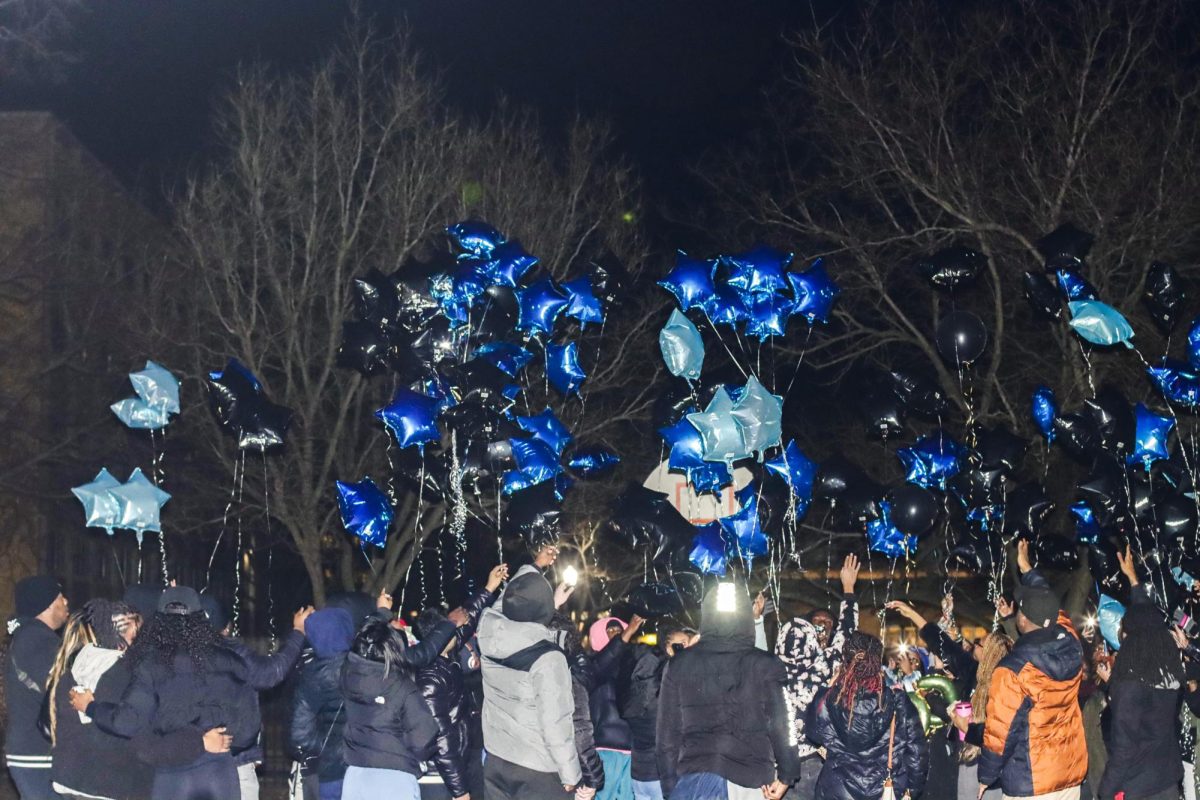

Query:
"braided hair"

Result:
[[830, 631, 884, 724]]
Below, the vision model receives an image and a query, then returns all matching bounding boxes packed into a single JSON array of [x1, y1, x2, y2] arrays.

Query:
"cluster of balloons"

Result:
[[110, 361, 180, 430], [332, 222, 624, 550], [71, 467, 172, 540], [206, 359, 293, 451]]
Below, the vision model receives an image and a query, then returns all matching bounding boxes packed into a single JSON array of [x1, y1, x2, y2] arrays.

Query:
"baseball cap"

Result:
[[158, 586, 203, 616], [1016, 584, 1061, 629]]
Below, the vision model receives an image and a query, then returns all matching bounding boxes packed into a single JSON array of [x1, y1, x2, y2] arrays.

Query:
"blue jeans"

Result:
[[597, 750, 632, 800], [342, 767, 420, 800], [319, 779, 344, 800], [633, 779, 665, 800]]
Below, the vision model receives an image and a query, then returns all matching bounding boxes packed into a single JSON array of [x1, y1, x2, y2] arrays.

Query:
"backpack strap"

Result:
[[484, 640, 563, 672]]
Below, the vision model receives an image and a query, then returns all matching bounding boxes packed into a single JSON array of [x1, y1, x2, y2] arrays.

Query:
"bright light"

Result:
[[639, 633, 658, 646], [1084, 615, 1097, 630], [716, 582, 737, 612], [897, 642, 911, 654], [562, 566, 579, 587]]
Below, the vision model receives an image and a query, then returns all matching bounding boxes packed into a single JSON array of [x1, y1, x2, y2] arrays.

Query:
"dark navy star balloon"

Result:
[[1188, 315, 1200, 369], [1148, 360, 1200, 408], [689, 461, 733, 493], [475, 342, 534, 377], [336, 478, 393, 547], [724, 245, 792, 295], [546, 341, 587, 395], [515, 279, 569, 336], [447, 220, 505, 258], [659, 415, 706, 471], [658, 252, 717, 311], [1055, 269, 1099, 301], [789, 259, 840, 324], [566, 447, 620, 477], [502, 438, 562, 495], [702, 285, 749, 327], [1031, 385, 1057, 442]]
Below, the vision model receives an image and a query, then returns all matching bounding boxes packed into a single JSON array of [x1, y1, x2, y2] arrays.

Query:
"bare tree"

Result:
[[156, 26, 660, 606], [0, 0, 79, 86]]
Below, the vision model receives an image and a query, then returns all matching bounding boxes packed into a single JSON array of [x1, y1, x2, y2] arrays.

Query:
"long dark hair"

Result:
[[830, 632, 884, 722], [352, 618, 414, 679], [127, 612, 226, 670], [1113, 604, 1184, 688]]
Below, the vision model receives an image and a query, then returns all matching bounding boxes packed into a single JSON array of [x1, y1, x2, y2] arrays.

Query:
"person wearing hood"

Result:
[[340, 617, 439, 800], [291, 607, 357, 800], [775, 555, 860, 800], [548, 612, 608, 800], [414, 563, 508, 800], [72, 586, 260, 800], [656, 582, 803, 800], [5, 575, 69, 800], [1098, 545, 1186, 800], [978, 540, 1087, 800], [477, 563, 582, 799], [807, 631, 929, 800], [199, 594, 312, 800], [585, 612, 645, 800]]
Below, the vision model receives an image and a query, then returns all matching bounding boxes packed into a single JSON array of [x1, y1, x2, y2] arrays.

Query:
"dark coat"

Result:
[[620, 645, 666, 782], [566, 651, 605, 791], [807, 686, 929, 800], [340, 652, 439, 775], [51, 656, 153, 800], [1098, 675, 1183, 798], [3, 619, 59, 762], [289, 652, 348, 783], [225, 629, 305, 766], [655, 591, 803, 794], [586, 636, 633, 751], [920, 621, 978, 699]]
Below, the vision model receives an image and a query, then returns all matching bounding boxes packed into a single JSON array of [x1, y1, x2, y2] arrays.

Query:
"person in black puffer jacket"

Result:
[[413, 564, 506, 800], [586, 613, 645, 800], [1098, 559, 1185, 800], [76, 587, 260, 800], [656, 583, 803, 800], [548, 613, 606, 797], [340, 617, 439, 800], [290, 608, 356, 800], [807, 632, 929, 800]]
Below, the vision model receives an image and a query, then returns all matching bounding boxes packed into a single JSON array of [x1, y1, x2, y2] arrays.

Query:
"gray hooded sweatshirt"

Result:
[[477, 565, 582, 785]]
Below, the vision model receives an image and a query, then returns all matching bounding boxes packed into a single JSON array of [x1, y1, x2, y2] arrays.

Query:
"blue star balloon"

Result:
[[689, 521, 728, 576], [1055, 269, 1099, 301], [1067, 300, 1134, 348], [867, 504, 917, 558], [335, 478, 393, 547], [765, 440, 817, 502], [1031, 385, 1057, 442], [897, 432, 964, 489], [719, 495, 768, 559], [744, 293, 795, 341], [659, 309, 705, 381], [516, 407, 573, 455], [566, 447, 620, 477], [475, 342, 533, 377], [1070, 501, 1101, 544], [71, 468, 122, 532], [1148, 360, 1200, 407], [129, 361, 180, 414], [1188, 315, 1200, 370], [688, 461, 734, 493], [659, 415, 706, 471], [375, 387, 441, 450], [516, 279, 569, 336], [658, 252, 717, 311], [724, 245, 792, 295], [562, 276, 604, 327], [688, 387, 750, 464], [450, 260, 490, 305], [1128, 403, 1174, 470], [789, 259, 840, 324], [447, 220, 505, 258], [486, 239, 538, 287], [701, 285, 749, 327], [111, 398, 172, 430], [111, 468, 171, 532], [731, 375, 783, 457], [502, 438, 562, 495], [416, 375, 456, 414], [1097, 594, 1124, 651], [546, 341, 587, 395]]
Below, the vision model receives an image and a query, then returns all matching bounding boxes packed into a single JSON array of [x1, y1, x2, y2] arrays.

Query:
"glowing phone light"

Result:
[[716, 582, 737, 612]]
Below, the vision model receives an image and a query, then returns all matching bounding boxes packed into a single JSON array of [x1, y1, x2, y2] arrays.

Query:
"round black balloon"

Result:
[[1087, 539, 1121, 588], [1144, 261, 1186, 334], [935, 311, 988, 365], [948, 534, 1002, 575], [652, 381, 698, 429], [814, 457, 866, 501], [887, 485, 940, 536], [835, 481, 883, 531], [1022, 271, 1063, 319], [608, 483, 693, 566], [859, 388, 907, 441]]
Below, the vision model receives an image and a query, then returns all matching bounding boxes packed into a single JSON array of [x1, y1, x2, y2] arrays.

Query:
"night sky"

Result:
[[8, 0, 827, 208]]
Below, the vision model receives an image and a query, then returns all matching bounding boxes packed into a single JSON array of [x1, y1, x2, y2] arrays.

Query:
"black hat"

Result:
[[123, 584, 163, 618], [503, 572, 554, 625], [15, 576, 61, 619], [158, 586, 203, 616], [198, 594, 229, 632], [1016, 584, 1061, 629]]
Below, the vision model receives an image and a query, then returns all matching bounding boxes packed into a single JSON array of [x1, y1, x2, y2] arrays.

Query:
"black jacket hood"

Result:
[[698, 585, 755, 652]]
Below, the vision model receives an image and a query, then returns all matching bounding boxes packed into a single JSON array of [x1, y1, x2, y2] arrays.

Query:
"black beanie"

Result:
[[199, 594, 229, 633], [15, 576, 61, 619], [503, 572, 554, 625]]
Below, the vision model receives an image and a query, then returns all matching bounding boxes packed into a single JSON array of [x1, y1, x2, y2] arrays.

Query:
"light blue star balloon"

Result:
[[546, 341, 587, 395], [731, 375, 783, 457], [111, 398, 172, 430], [1097, 594, 1125, 651], [1128, 403, 1174, 470], [516, 407, 573, 455], [111, 468, 171, 532], [687, 388, 749, 465], [335, 478, 393, 547], [129, 361, 180, 414], [659, 309, 704, 381], [71, 468, 122, 532], [689, 521, 727, 576], [1067, 300, 1134, 348]]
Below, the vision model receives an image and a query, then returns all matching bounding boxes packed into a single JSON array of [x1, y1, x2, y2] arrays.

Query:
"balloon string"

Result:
[[232, 449, 247, 637], [783, 326, 815, 401], [110, 539, 127, 588], [206, 450, 244, 593], [701, 310, 749, 379], [262, 451, 276, 651], [399, 459, 427, 614], [1076, 338, 1097, 397]]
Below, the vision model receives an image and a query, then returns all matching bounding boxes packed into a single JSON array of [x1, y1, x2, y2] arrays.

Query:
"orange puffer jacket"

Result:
[[978, 572, 1087, 796]]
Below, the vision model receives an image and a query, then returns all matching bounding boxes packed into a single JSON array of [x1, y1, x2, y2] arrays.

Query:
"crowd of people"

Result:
[[3, 538, 1198, 800]]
